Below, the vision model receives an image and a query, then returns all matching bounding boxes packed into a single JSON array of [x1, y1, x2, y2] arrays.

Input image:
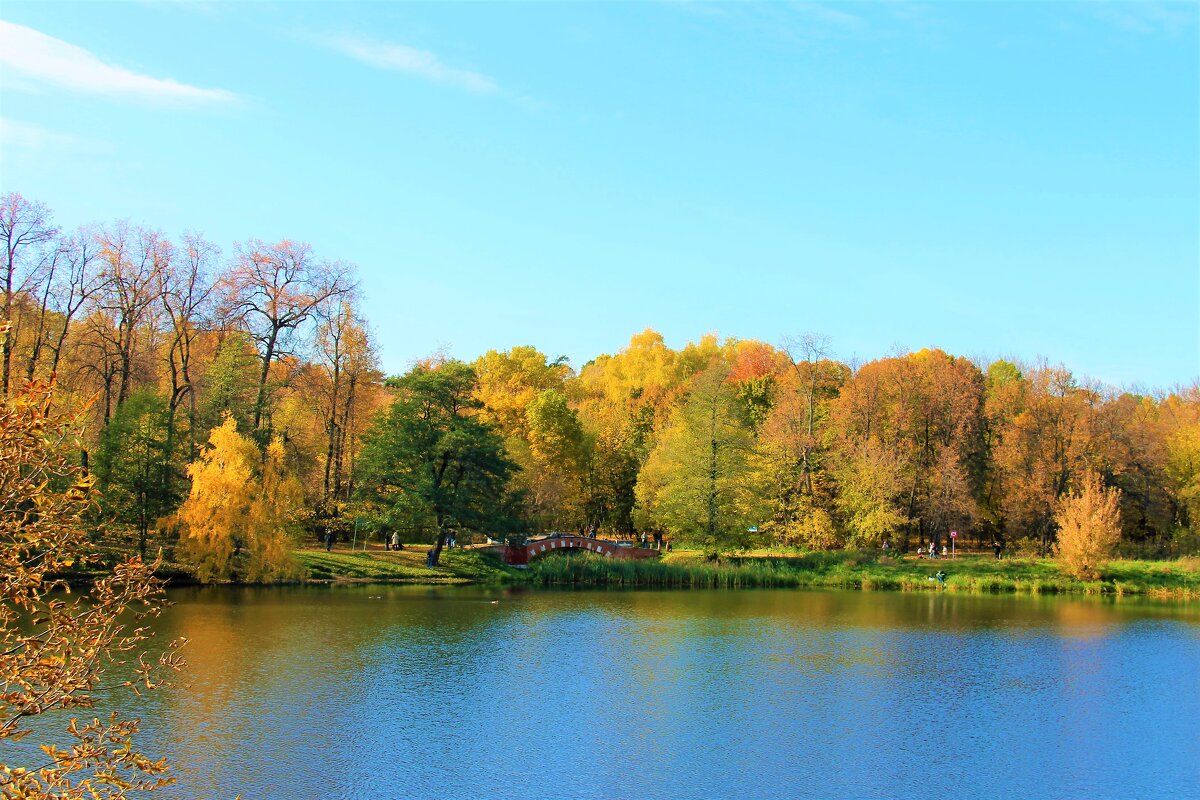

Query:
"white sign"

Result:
[[950, 531, 958, 538]]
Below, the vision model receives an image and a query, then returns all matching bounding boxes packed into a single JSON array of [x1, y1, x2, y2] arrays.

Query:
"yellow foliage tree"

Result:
[[1054, 473, 1122, 580], [173, 417, 302, 582]]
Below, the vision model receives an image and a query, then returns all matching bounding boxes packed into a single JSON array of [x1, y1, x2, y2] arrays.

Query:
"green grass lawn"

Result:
[[294, 546, 510, 584]]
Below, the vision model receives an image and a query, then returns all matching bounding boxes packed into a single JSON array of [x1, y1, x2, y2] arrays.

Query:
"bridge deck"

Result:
[[501, 536, 661, 565]]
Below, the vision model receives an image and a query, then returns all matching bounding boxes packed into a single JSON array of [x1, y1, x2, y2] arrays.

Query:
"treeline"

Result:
[[4, 192, 1199, 575], [1, 192, 379, 574]]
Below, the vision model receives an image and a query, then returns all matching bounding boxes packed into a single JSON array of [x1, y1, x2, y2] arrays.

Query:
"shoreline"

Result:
[[287, 546, 1200, 601], [72, 542, 1200, 600]]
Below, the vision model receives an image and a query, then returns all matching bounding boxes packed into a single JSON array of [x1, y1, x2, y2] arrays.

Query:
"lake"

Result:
[[123, 586, 1200, 799]]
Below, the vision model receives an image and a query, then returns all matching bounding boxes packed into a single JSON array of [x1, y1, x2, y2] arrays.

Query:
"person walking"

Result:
[[390, 531, 400, 552], [324, 529, 334, 552], [993, 540, 1003, 560]]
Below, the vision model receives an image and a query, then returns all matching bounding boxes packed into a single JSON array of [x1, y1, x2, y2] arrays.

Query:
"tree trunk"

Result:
[[253, 326, 280, 430], [426, 522, 447, 567], [2, 255, 13, 396], [707, 403, 719, 550]]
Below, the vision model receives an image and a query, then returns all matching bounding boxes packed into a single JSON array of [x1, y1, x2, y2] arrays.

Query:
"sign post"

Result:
[[950, 530, 957, 558]]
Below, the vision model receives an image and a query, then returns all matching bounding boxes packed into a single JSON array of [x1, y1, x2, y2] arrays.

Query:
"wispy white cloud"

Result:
[[0, 21, 237, 105], [312, 33, 498, 94], [0, 116, 111, 156]]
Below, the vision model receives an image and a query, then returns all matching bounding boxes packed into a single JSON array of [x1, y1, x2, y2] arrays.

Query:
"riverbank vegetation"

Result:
[[518, 551, 1200, 599], [4, 191, 1200, 586], [279, 544, 1200, 601]]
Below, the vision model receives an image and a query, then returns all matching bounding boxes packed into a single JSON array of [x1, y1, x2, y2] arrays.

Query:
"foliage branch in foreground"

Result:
[[0, 362, 185, 798]]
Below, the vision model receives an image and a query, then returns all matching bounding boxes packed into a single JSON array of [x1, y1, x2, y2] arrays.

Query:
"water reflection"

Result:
[[133, 587, 1200, 799]]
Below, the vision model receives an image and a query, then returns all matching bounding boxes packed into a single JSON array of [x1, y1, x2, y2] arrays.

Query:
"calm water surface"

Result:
[[127, 586, 1200, 799]]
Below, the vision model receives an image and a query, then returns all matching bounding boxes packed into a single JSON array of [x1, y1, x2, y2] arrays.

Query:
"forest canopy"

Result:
[[3, 191, 1199, 568]]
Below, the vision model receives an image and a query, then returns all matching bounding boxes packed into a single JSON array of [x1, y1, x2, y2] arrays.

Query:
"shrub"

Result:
[[1054, 473, 1122, 580], [1012, 536, 1043, 558]]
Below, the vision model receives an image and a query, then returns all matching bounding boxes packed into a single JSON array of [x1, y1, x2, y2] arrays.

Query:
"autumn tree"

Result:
[[1093, 391, 1177, 549], [0, 193, 58, 396], [780, 334, 839, 494], [576, 329, 699, 533], [755, 336, 847, 549], [96, 224, 172, 416], [988, 362, 1104, 552], [473, 345, 570, 439], [832, 437, 909, 548], [311, 300, 379, 504], [1166, 418, 1200, 552], [221, 239, 355, 432], [829, 349, 983, 549], [21, 229, 103, 386], [0, 371, 184, 797], [172, 417, 303, 582], [1054, 473, 1122, 579], [158, 233, 216, 462], [470, 346, 584, 529]]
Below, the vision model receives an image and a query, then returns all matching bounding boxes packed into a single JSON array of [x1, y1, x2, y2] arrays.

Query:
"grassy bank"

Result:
[[294, 547, 505, 584], [518, 549, 1200, 599], [78, 535, 1200, 600]]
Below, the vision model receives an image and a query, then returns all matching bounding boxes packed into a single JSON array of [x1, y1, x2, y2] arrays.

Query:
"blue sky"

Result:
[[1, 1, 1196, 389]]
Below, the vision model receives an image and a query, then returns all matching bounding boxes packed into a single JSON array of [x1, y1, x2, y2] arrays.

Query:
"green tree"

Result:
[[201, 331, 259, 430], [524, 388, 587, 530], [93, 390, 175, 557], [634, 365, 762, 557], [358, 360, 518, 566]]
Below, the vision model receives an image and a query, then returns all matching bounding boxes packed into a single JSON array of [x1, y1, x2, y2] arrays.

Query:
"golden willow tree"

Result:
[[0, 367, 185, 797], [171, 416, 304, 583]]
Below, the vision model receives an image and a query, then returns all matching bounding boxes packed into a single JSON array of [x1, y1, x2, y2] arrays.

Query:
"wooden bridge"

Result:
[[499, 536, 661, 566]]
